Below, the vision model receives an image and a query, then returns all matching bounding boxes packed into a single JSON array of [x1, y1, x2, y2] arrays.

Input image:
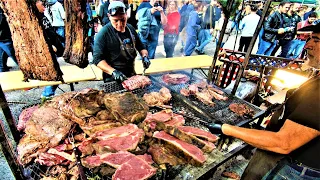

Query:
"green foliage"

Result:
[[218, 0, 242, 17]]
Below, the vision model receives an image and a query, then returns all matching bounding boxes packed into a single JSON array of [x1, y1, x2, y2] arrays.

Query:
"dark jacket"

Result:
[[280, 13, 301, 41], [0, 8, 12, 42], [93, 23, 146, 79], [99, 2, 110, 26], [201, 5, 216, 29], [262, 11, 283, 42]]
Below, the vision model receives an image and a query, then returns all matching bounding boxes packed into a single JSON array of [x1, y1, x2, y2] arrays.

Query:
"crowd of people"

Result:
[[0, 0, 319, 94]]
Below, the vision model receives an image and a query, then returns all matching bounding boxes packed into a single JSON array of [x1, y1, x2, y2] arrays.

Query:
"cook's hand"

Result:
[[112, 70, 127, 83], [142, 56, 151, 69], [206, 121, 223, 134]]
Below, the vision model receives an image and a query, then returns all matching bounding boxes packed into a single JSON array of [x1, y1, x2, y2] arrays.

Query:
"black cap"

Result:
[[299, 22, 320, 33]]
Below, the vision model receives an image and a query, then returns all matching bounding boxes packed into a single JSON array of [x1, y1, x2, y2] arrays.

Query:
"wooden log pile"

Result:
[[0, 0, 63, 81]]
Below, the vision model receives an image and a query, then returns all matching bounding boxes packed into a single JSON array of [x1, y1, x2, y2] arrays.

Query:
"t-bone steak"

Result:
[[153, 131, 206, 164]]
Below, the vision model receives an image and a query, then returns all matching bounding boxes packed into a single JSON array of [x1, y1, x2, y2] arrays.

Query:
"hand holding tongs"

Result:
[[69, 125, 87, 180]]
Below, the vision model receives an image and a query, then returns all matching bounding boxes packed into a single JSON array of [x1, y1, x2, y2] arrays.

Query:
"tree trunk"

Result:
[[63, 0, 89, 68], [0, 0, 63, 81]]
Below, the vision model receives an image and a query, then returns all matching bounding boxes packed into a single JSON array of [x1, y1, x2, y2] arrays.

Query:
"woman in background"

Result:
[[163, 0, 180, 57]]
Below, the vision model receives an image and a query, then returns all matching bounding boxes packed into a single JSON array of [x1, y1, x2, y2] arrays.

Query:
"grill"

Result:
[[149, 71, 264, 126], [21, 74, 259, 180]]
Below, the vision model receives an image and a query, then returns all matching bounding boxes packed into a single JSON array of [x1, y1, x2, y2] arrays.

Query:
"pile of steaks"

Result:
[[17, 88, 218, 180]]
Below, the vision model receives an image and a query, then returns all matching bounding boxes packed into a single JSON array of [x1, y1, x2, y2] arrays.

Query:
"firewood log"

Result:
[[0, 0, 63, 81], [63, 0, 89, 68]]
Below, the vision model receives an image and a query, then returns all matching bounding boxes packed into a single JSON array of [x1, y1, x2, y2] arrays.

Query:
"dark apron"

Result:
[[103, 27, 137, 82]]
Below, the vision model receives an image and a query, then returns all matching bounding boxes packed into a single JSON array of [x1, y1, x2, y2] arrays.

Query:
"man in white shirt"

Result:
[[238, 4, 260, 52], [46, 0, 65, 43]]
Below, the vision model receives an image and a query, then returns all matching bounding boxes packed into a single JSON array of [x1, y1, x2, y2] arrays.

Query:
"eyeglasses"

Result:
[[108, 6, 126, 16]]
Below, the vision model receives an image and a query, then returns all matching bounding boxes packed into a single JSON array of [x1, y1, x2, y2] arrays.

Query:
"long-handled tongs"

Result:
[[69, 125, 87, 180]]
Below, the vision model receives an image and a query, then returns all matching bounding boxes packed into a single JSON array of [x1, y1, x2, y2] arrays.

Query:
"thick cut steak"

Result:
[[103, 92, 149, 124], [94, 128, 144, 152], [178, 126, 219, 142], [148, 143, 185, 166], [112, 156, 157, 180], [94, 124, 139, 141], [122, 75, 152, 91], [153, 131, 206, 164], [137, 154, 154, 165], [158, 125, 215, 153], [164, 114, 185, 127], [162, 74, 190, 84], [82, 151, 135, 168]]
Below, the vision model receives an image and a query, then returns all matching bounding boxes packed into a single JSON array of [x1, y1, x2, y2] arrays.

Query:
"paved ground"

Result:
[[0, 31, 259, 179]]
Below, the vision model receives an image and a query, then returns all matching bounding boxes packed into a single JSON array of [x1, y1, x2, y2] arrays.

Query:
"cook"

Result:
[[93, 1, 150, 83], [210, 23, 320, 179]]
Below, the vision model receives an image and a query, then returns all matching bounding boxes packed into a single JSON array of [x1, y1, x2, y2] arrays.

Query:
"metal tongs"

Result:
[[68, 125, 87, 180], [142, 67, 146, 76]]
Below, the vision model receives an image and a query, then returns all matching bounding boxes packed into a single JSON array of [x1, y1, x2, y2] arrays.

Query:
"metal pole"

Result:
[[231, 0, 272, 95], [0, 121, 24, 180], [208, 0, 236, 83], [0, 85, 20, 142]]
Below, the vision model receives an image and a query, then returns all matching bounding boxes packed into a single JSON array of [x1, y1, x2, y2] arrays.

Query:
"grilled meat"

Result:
[[122, 75, 152, 91], [103, 92, 149, 124], [162, 74, 190, 84], [148, 143, 185, 166], [143, 87, 172, 107], [229, 103, 255, 117]]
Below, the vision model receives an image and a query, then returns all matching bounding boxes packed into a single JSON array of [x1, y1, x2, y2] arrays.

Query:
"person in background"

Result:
[[287, 12, 317, 59], [256, 1, 291, 56], [211, 0, 222, 41], [163, 0, 180, 58], [35, 0, 64, 99], [0, 7, 18, 72], [98, 0, 110, 26], [93, 1, 150, 83], [195, 0, 214, 55], [303, 6, 316, 21], [127, 0, 139, 29], [178, 0, 195, 53], [256, 2, 264, 16], [183, 0, 202, 56], [277, 2, 301, 58], [209, 22, 320, 180], [238, 4, 260, 52], [86, 0, 95, 54], [137, 0, 167, 59], [46, 0, 65, 44]]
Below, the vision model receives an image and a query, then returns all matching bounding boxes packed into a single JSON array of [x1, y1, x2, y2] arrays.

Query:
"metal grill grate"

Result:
[[149, 71, 263, 126]]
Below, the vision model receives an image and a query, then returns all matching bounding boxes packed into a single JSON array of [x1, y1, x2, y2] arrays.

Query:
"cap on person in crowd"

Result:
[[299, 21, 320, 33], [108, 1, 127, 16]]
